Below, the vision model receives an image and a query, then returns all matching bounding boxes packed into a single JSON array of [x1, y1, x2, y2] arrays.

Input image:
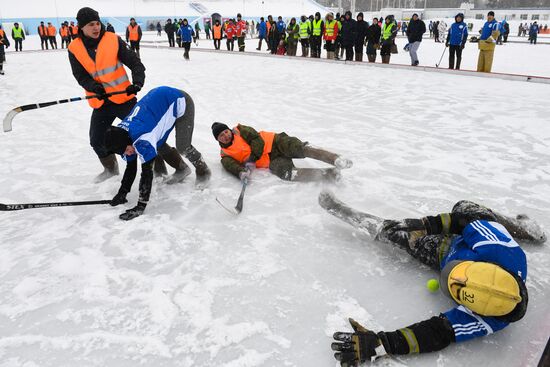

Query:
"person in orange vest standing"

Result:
[[235, 13, 247, 52], [69, 21, 78, 40], [47, 22, 57, 49], [0, 24, 10, 75], [60, 21, 71, 48], [37, 21, 49, 50], [225, 19, 236, 51], [126, 18, 142, 58], [212, 19, 223, 50], [67, 7, 152, 182], [211, 123, 352, 182]]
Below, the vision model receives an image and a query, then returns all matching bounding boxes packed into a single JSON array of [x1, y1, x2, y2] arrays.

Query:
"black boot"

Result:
[[94, 154, 119, 183], [183, 145, 211, 183], [153, 156, 168, 177]]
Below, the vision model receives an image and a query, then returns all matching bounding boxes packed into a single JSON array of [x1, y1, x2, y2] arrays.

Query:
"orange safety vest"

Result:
[[47, 25, 56, 36], [38, 25, 48, 37], [0, 29, 4, 45], [71, 25, 78, 35], [68, 32, 133, 109], [213, 24, 222, 39], [220, 126, 275, 168], [60, 26, 69, 37], [127, 24, 139, 41]]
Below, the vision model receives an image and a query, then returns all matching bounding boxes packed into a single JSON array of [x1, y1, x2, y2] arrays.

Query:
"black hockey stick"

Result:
[[3, 90, 128, 132], [0, 199, 111, 211], [216, 177, 248, 215], [435, 45, 447, 68]]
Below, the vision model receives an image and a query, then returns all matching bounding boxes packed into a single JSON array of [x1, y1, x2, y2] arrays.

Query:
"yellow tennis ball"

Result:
[[427, 278, 440, 293]]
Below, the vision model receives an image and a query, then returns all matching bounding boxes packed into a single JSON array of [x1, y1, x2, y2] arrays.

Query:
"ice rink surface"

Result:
[[0, 38, 549, 367]]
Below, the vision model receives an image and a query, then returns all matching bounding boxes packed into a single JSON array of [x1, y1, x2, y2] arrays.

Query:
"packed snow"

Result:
[[1, 33, 549, 367]]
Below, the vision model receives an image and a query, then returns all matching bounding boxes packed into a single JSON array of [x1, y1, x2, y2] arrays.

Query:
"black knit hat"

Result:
[[77, 7, 100, 28], [104, 126, 132, 154], [211, 122, 230, 140]]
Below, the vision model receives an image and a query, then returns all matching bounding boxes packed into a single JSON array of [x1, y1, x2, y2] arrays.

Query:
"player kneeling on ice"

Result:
[[211, 122, 353, 182], [319, 192, 546, 365], [104, 86, 211, 220]]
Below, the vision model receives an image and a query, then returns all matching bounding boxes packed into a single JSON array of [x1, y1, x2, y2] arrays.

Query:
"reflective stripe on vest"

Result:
[[299, 21, 310, 38], [47, 26, 56, 36], [128, 25, 139, 41], [68, 32, 133, 109], [12, 27, 23, 38], [382, 23, 393, 40], [220, 127, 275, 168], [312, 19, 322, 36], [325, 20, 336, 37]]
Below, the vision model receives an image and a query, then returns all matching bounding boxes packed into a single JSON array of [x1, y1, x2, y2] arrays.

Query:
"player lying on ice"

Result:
[[104, 86, 210, 220], [319, 191, 546, 366], [211, 122, 353, 182]]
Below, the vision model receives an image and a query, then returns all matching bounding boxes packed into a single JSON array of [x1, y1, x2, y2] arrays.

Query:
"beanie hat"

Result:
[[104, 126, 132, 154], [211, 122, 230, 140], [488, 11, 495, 16], [77, 7, 100, 28]]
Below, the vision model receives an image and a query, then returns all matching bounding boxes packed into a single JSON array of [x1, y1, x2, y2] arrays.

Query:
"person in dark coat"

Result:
[[164, 19, 175, 47], [366, 17, 380, 62], [405, 13, 426, 66], [354, 12, 368, 62], [340, 10, 357, 61], [0, 24, 10, 75]]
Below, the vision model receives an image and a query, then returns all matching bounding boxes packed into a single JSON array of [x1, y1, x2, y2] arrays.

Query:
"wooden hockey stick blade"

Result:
[[3, 108, 22, 132]]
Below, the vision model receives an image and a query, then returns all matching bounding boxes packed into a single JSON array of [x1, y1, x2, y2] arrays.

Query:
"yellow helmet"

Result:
[[440, 261, 524, 317]]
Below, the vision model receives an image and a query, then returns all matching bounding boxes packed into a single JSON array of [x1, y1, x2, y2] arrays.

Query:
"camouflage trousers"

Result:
[[268, 133, 306, 180]]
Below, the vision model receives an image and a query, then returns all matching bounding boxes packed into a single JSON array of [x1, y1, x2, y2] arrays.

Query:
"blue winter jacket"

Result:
[[178, 24, 194, 42], [259, 21, 267, 37], [530, 24, 539, 36], [480, 19, 498, 40], [277, 20, 286, 33], [447, 21, 468, 46]]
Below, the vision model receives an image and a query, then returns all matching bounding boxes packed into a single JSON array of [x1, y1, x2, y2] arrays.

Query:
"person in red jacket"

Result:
[[225, 19, 235, 51], [323, 12, 339, 59], [236, 13, 247, 51]]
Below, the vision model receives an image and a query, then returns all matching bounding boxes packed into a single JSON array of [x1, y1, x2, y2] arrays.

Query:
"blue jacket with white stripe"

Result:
[[118, 86, 186, 164], [441, 220, 527, 342]]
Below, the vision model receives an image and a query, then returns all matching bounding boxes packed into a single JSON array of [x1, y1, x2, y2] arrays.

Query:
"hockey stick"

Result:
[[3, 90, 128, 132], [215, 177, 248, 215], [0, 199, 111, 211], [435, 45, 447, 68]]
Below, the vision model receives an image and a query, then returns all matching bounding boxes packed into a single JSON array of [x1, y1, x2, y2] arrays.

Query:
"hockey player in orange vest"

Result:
[[211, 123, 352, 182]]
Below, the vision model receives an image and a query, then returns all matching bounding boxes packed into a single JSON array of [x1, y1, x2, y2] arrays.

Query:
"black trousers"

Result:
[[40, 37, 49, 50], [90, 99, 136, 158], [448, 45, 463, 69], [214, 39, 221, 49], [310, 35, 321, 57], [344, 45, 354, 61], [130, 41, 140, 52], [49, 36, 57, 48], [269, 37, 278, 54], [226, 39, 234, 51], [167, 34, 175, 47], [14, 39, 23, 51]]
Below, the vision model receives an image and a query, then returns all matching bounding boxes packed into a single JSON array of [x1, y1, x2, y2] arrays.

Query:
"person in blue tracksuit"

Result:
[[104, 86, 210, 220], [529, 22, 539, 44], [329, 198, 546, 366], [257, 17, 267, 50], [446, 13, 468, 69], [276, 16, 286, 33], [177, 19, 195, 59], [477, 11, 500, 72]]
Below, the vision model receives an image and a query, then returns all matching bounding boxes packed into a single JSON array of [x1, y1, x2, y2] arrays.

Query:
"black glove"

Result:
[[332, 318, 388, 366], [461, 44, 465, 50], [379, 218, 428, 249], [119, 201, 146, 221], [110, 189, 128, 206], [125, 83, 142, 96], [92, 83, 107, 100], [445, 41, 449, 47]]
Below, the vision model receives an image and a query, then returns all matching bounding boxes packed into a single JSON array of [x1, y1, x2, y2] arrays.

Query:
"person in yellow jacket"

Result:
[[11, 22, 25, 51], [477, 11, 500, 73], [211, 122, 352, 182], [126, 18, 143, 58]]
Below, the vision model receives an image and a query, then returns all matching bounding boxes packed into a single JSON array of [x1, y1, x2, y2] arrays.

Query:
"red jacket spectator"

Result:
[[236, 20, 247, 37], [226, 23, 236, 40]]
